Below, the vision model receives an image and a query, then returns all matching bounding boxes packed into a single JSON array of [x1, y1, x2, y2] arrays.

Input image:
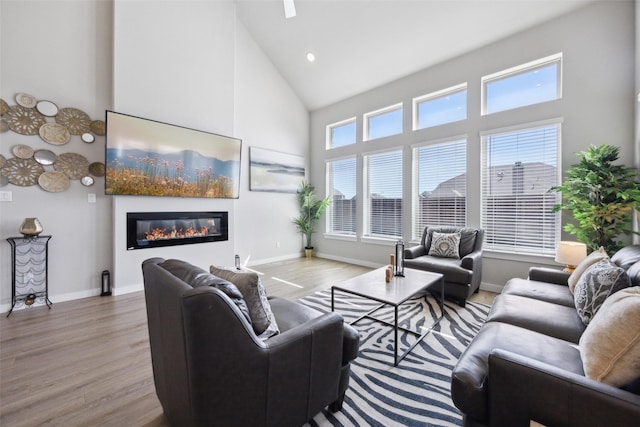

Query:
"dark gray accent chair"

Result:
[[404, 226, 484, 307], [142, 258, 360, 427]]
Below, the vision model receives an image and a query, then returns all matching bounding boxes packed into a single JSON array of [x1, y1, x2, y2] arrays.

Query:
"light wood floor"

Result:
[[0, 257, 496, 426]]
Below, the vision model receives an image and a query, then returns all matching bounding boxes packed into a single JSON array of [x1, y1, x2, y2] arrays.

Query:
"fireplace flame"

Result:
[[145, 225, 210, 241]]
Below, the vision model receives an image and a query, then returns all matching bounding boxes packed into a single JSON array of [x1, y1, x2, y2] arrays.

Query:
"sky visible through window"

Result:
[[368, 108, 402, 140], [368, 151, 402, 198], [417, 90, 467, 129], [331, 121, 356, 148], [418, 140, 467, 192], [486, 63, 558, 114], [331, 158, 356, 199]]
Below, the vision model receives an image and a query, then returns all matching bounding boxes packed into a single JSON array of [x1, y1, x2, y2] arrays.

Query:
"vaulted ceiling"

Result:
[[236, 0, 597, 111]]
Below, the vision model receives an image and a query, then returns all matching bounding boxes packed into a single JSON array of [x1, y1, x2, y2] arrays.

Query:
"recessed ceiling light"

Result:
[[306, 52, 316, 63]]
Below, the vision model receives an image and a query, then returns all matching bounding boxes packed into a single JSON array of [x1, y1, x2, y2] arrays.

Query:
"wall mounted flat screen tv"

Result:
[[105, 110, 241, 198]]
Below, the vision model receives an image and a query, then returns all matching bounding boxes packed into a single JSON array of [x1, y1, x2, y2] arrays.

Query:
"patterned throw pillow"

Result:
[[568, 247, 609, 294], [210, 266, 280, 339], [428, 231, 461, 259], [574, 259, 631, 325]]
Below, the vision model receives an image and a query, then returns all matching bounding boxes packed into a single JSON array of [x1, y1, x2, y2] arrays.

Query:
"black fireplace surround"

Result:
[[127, 211, 228, 250]]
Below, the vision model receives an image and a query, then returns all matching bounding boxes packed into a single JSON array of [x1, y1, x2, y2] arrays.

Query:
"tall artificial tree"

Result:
[[293, 181, 330, 251], [551, 144, 640, 254]]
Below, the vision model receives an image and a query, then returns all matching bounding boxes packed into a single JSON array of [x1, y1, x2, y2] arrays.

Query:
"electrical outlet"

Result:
[[276, 241, 281, 248], [88, 193, 96, 203], [0, 190, 12, 202]]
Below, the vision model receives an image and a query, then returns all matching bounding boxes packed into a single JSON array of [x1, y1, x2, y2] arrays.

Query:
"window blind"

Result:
[[364, 149, 403, 238], [327, 157, 357, 235], [481, 122, 560, 255], [413, 139, 467, 240]]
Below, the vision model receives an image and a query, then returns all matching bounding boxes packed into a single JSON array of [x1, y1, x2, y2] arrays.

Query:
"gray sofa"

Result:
[[142, 258, 360, 427], [451, 245, 640, 427], [404, 226, 483, 307]]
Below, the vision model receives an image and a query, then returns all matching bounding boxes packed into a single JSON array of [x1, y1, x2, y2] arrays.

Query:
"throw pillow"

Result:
[[568, 247, 608, 294], [158, 259, 252, 324], [428, 231, 461, 259], [210, 266, 279, 339], [159, 258, 207, 284], [190, 272, 252, 324], [574, 259, 631, 325], [579, 286, 640, 387]]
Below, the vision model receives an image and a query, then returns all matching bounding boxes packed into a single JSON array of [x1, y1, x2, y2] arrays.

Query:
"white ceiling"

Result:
[[236, 0, 597, 111]]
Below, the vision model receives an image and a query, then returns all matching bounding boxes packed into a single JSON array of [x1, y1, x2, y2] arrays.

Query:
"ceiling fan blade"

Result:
[[284, 0, 296, 19]]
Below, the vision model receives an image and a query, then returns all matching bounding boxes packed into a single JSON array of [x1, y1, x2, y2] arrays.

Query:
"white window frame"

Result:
[[363, 103, 403, 142], [326, 117, 357, 150], [480, 118, 562, 256], [412, 83, 467, 131], [481, 53, 563, 115], [362, 147, 404, 241], [325, 155, 357, 240]]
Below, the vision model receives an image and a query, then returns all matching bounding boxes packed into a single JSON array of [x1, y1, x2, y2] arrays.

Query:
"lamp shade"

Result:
[[555, 241, 587, 268]]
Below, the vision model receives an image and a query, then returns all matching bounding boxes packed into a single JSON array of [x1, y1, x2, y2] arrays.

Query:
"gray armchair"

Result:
[[404, 226, 484, 307], [142, 258, 359, 427]]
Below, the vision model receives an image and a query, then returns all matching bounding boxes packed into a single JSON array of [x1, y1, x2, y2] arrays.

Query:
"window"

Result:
[[364, 103, 403, 141], [326, 157, 357, 235], [482, 53, 562, 115], [412, 138, 467, 240], [481, 120, 561, 255], [327, 118, 356, 149], [413, 83, 467, 130], [363, 149, 403, 239]]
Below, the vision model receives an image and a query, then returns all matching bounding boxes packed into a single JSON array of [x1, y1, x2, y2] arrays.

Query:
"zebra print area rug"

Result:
[[300, 289, 490, 427]]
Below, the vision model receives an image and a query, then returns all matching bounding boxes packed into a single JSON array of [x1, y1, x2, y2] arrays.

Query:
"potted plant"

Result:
[[550, 144, 640, 254], [293, 181, 330, 258]]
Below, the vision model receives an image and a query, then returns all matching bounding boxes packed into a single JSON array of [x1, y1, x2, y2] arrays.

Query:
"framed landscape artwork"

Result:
[[249, 147, 305, 193], [105, 111, 242, 198]]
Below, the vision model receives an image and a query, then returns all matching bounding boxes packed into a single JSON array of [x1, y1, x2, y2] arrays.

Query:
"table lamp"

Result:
[[555, 241, 587, 272]]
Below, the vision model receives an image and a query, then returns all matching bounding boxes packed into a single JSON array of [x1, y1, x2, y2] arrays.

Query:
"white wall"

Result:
[[0, 0, 309, 310], [0, 0, 114, 309], [234, 19, 310, 264], [310, 0, 636, 290]]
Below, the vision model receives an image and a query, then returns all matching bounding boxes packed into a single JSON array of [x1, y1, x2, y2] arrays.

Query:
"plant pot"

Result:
[[304, 248, 313, 258]]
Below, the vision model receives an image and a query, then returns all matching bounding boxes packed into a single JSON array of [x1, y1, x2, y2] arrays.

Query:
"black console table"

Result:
[[6, 235, 53, 317]]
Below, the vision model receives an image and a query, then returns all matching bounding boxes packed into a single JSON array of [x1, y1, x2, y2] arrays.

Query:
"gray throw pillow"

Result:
[[210, 266, 279, 339], [190, 272, 252, 324], [428, 231, 461, 259], [574, 259, 631, 325], [159, 259, 252, 324]]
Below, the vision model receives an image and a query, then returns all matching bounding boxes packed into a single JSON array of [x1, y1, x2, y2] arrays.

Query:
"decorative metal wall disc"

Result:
[[0, 120, 8, 132], [36, 100, 59, 117], [90, 120, 106, 135], [39, 171, 70, 192], [0, 99, 8, 115], [55, 107, 91, 135], [81, 132, 95, 143], [12, 144, 34, 159], [0, 154, 6, 168], [88, 162, 105, 177], [39, 122, 71, 145], [54, 152, 89, 179], [15, 93, 37, 108], [5, 105, 46, 135], [81, 176, 94, 186], [0, 157, 44, 186], [34, 149, 57, 165]]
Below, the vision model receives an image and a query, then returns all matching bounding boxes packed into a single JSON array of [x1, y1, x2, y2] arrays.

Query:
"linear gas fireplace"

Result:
[[127, 211, 228, 250]]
